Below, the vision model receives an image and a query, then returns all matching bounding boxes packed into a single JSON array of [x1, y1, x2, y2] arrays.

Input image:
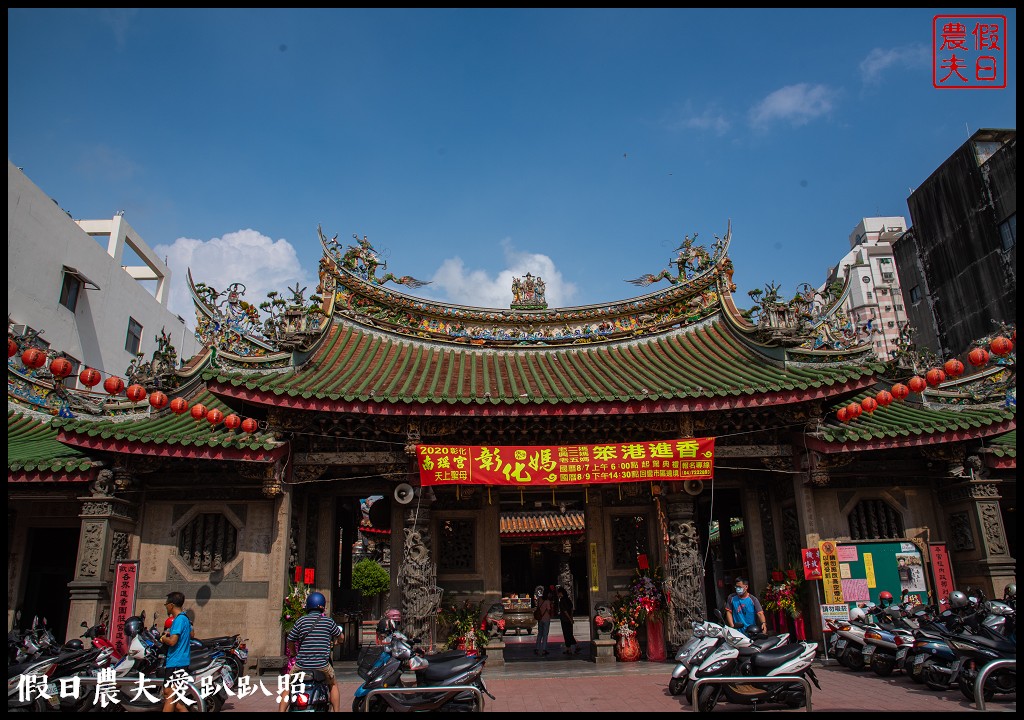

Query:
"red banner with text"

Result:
[[417, 438, 714, 486], [929, 542, 955, 611], [111, 561, 139, 658]]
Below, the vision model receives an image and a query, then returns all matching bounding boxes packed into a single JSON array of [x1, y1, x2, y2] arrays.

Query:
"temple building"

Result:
[[8, 222, 1016, 663]]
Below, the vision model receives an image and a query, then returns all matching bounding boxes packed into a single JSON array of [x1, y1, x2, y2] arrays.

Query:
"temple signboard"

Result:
[[416, 438, 714, 486]]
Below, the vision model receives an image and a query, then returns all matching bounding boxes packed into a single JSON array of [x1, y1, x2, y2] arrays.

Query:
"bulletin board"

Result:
[[834, 539, 929, 609]]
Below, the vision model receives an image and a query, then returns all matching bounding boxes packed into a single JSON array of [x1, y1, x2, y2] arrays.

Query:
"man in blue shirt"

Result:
[[724, 577, 767, 637], [159, 591, 193, 712]]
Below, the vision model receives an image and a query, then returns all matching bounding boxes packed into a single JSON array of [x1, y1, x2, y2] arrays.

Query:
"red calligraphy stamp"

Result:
[[934, 15, 1007, 89]]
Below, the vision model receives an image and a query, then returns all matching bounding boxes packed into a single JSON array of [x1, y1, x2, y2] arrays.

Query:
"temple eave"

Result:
[[55, 431, 289, 463], [801, 418, 1017, 454]]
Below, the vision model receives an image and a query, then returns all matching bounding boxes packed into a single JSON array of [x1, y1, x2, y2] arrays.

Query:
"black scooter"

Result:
[[352, 631, 493, 712]]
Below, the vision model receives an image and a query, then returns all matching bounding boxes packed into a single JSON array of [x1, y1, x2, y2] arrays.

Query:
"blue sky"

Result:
[[8, 8, 1017, 328]]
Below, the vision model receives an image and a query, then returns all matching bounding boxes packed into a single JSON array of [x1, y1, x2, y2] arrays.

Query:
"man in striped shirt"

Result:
[[279, 591, 343, 712]]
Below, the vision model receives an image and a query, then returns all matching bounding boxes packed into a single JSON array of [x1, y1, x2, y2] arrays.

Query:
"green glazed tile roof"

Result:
[[985, 431, 1016, 458], [51, 390, 282, 454], [8, 410, 96, 477], [818, 392, 1016, 444], [206, 320, 884, 407]]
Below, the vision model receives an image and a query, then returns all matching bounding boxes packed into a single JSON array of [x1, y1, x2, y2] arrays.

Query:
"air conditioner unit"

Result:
[[9, 324, 28, 337]]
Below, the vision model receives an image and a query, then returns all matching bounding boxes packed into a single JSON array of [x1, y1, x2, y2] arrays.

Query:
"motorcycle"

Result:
[[947, 602, 1016, 703], [863, 605, 916, 676], [352, 631, 493, 712], [688, 625, 820, 712], [670, 615, 789, 699]]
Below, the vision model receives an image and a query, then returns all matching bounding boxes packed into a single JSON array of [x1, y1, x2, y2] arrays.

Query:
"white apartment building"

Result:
[[8, 161, 201, 385], [820, 217, 910, 361]]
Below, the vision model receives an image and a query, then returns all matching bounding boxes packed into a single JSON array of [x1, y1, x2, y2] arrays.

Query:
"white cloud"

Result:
[[155, 229, 313, 330], [98, 9, 139, 48], [666, 101, 731, 135], [859, 45, 930, 84], [425, 239, 579, 310], [749, 83, 836, 129]]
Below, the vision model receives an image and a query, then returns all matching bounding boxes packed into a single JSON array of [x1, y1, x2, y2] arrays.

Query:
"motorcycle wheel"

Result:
[[957, 670, 994, 703], [696, 685, 719, 713], [908, 658, 925, 683], [922, 661, 949, 691], [871, 655, 894, 677], [846, 650, 866, 671], [668, 677, 686, 696], [352, 696, 389, 713]]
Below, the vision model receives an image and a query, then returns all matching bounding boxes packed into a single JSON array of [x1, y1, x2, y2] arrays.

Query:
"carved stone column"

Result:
[[67, 469, 139, 640], [939, 480, 1015, 598], [664, 491, 706, 650], [397, 489, 442, 646]]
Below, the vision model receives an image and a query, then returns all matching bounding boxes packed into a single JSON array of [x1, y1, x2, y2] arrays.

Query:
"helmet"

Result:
[[948, 590, 969, 609], [850, 607, 867, 623], [879, 591, 894, 606], [123, 616, 144, 638], [63, 638, 84, 651], [305, 592, 326, 611], [1005, 583, 1016, 599]]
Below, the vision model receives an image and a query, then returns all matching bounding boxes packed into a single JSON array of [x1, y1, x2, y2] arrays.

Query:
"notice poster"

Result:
[[801, 547, 823, 581], [819, 540, 844, 604]]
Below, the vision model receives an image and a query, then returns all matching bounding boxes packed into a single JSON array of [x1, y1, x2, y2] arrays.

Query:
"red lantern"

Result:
[[79, 367, 102, 387], [170, 397, 189, 414], [240, 418, 258, 434], [126, 384, 147, 403], [149, 391, 169, 410], [847, 402, 862, 420], [190, 404, 208, 421], [8, 338, 18, 358], [942, 358, 965, 378], [21, 347, 47, 369], [49, 357, 73, 378], [861, 397, 878, 414], [837, 406, 850, 423], [925, 368, 946, 387], [876, 390, 894, 407], [890, 383, 909, 401], [224, 413, 241, 430], [103, 376, 125, 395], [207, 408, 224, 426], [968, 347, 990, 367], [907, 376, 927, 394], [990, 336, 1013, 357]]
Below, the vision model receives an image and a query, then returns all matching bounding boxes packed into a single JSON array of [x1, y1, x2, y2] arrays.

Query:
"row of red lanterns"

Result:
[[11, 340, 259, 435], [837, 334, 1014, 424]]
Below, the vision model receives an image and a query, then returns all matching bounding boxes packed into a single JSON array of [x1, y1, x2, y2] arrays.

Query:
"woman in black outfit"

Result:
[[556, 587, 579, 654]]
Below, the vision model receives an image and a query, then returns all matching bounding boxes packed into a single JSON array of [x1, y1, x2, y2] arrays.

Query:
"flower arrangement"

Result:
[[610, 593, 642, 636], [629, 565, 668, 622], [437, 597, 489, 654], [280, 582, 309, 635], [762, 571, 802, 619]]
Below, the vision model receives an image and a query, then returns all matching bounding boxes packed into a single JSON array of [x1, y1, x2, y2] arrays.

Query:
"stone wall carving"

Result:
[[78, 523, 103, 577], [757, 487, 779, 570], [979, 502, 1008, 555], [110, 532, 130, 569], [938, 483, 1000, 504], [949, 512, 974, 551]]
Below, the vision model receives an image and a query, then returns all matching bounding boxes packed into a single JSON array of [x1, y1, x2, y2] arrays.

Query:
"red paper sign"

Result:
[[304, 567, 316, 585], [417, 438, 715, 486], [802, 547, 823, 580], [929, 542, 955, 610], [111, 561, 139, 658]]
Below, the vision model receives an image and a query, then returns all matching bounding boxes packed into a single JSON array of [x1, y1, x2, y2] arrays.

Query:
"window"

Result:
[[848, 499, 904, 540], [879, 258, 892, 265], [59, 272, 82, 311], [999, 214, 1016, 251], [881, 272, 895, 283], [178, 513, 238, 571], [909, 286, 922, 304], [865, 291, 872, 299], [895, 304, 903, 311], [611, 514, 650, 569], [125, 318, 143, 355], [438, 519, 475, 572]]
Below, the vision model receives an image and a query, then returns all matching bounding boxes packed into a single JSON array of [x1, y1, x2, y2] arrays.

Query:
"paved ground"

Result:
[[226, 650, 1016, 713]]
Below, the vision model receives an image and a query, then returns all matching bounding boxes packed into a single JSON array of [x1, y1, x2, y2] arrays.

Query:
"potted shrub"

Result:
[[351, 559, 390, 617]]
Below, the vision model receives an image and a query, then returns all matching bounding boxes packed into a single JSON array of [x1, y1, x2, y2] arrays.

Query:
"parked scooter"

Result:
[[670, 613, 789, 699], [352, 631, 493, 712], [947, 601, 1016, 703], [688, 625, 820, 712]]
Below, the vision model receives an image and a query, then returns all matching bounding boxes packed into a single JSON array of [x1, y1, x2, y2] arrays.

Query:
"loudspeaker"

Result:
[[683, 480, 704, 496], [394, 483, 415, 505]]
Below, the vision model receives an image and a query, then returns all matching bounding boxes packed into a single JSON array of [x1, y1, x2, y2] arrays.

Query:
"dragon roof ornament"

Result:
[[318, 222, 735, 348]]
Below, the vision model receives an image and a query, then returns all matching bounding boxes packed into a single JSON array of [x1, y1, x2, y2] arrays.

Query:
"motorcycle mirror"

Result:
[[82, 621, 89, 628], [712, 609, 725, 623]]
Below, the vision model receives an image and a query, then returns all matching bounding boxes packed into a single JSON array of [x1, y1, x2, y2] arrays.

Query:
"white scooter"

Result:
[[669, 614, 790, 699], [689, 625, 818, 712]]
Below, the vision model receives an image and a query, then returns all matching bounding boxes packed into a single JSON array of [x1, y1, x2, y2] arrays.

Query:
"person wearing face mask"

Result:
[[724, 577, 767, 637]]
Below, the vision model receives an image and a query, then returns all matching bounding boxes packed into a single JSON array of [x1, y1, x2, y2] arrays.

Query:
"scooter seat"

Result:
[[749, 644, 807, 672], [739, 636, 783, 657], [195, 636, 237, 647], [419, 656, 481, 683]]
